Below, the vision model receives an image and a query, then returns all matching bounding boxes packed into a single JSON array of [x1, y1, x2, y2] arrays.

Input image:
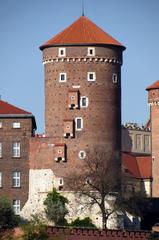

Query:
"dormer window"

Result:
[[68, 89, 79, 109], [87, 47, 95, 56], [63, 119, 74, 138], [54, 144, 66, 162], [87, 72, 96, 81], [12, 122, 21, 128], [58, 48, 66, 57], [59, 73, 67, 82]]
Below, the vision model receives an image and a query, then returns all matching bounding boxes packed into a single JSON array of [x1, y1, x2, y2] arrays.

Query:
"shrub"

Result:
[[148, 232, 159, 240], [70, 217, 97, 228], [21, 215, 47, 240], [44, 188, 68, 226], [0, 196, 19, 229]]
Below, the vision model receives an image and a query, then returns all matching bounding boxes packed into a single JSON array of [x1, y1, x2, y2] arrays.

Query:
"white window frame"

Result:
[[75, 117, 83, 131], [12, 171, 21, 187], [112, 73, 118, 83], [0, 143, 2, 158], [12, 142, 20, 158], [13, 200, 20, 215], [0, 172, 2, 187], [87, 72, 96, 81], [87, 47, 95, 56], [12, 122, 21, 129], [59, 73, 67, 82], [58, 48, 66, 57], [78, 150, 86, 159], [80, 96, 89, 108], [58, 178, 64, 186], [0, 122, 2, 128]]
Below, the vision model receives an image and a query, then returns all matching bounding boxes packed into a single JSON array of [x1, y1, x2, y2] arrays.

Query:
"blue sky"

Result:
[[1, 0, 159, 133]]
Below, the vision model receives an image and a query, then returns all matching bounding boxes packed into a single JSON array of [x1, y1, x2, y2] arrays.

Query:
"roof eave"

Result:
[[0, 114, 33, 118], [39, 43, 126, 51], [0, 114, 37, 131]]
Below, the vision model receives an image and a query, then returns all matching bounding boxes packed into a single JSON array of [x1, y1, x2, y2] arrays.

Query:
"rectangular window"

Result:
[[87, 72, 96, 81], [75, 117, 83, 131], [12, 171, 21, 187], [0, 143, 2, 158], [87, 47, 95, 56], [13, 200, 20, 215], [0, 122, 2, 128], [136, 134, 141, 150], [12, 122, 21, 128], [59, 73, 67, 82], [58, 48, 66, 57], [12, 142, 20, 158], [144, 135, 150, 152], [0, 172, 2, 187], [59, 178, 64, 186], [80, 96, 88, 108], [112, 73, 118, 83]]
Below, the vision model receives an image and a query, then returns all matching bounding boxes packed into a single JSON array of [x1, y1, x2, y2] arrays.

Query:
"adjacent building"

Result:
[[0, 100, 36, 213], [146, 80, 159, 197]]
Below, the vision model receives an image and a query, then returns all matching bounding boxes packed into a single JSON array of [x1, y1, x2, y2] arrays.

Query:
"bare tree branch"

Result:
[[65, 146, 121, 229]]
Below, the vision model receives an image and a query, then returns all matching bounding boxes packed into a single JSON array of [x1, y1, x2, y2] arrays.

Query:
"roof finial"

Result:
[[82, 0, 85, 16]]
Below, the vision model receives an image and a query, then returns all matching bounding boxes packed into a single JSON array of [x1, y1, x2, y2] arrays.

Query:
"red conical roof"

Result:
[[146, 80, 159, 91], [0, 100, 31, 115], [40, 16, 125, 50]]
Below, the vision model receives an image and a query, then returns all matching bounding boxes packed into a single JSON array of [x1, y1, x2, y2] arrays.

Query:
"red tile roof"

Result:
[[146, 80, 159, 91], [0, 100, 31, 115], [40, 16, 125, 50], [122, 152, 152, 179]]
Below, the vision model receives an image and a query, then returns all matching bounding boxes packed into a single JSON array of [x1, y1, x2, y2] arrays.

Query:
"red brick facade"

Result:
[[47, 227, 151, 240], [0, 110, 36, 210], [40, 44, 124, 179], [147, 86, 159, 197]]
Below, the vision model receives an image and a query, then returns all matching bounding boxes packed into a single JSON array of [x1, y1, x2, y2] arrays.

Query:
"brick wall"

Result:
[[148, 89, 159, 197], [0, 117, 33, 209], [41, 45, 123, 182], [47, 227, 150, 240]]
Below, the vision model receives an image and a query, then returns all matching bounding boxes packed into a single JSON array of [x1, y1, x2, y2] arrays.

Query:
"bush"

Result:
[[0, 196, 19, 229], [148, 232, 159, 240], [44, 188, 68, 226], [70, 217, 97, 228], [21, 215, 47, 240]]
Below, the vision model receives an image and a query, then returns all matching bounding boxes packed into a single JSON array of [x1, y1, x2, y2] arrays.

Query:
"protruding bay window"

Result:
[[54, 144, 66, 162], [68, 89, 79, 109], [63, 119, 74, 138]]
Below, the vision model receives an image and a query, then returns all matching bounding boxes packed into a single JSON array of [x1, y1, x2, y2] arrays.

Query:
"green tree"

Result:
[[44, 188, 68, 226], [0, 196, 18, 229]]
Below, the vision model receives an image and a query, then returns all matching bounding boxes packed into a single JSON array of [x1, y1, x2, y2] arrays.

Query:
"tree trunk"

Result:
[[101, 199, 107, 229], [102, 212, 107, 229]]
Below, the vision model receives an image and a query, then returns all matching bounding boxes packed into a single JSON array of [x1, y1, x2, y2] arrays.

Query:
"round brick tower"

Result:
[[40, 16, 125, 169]]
